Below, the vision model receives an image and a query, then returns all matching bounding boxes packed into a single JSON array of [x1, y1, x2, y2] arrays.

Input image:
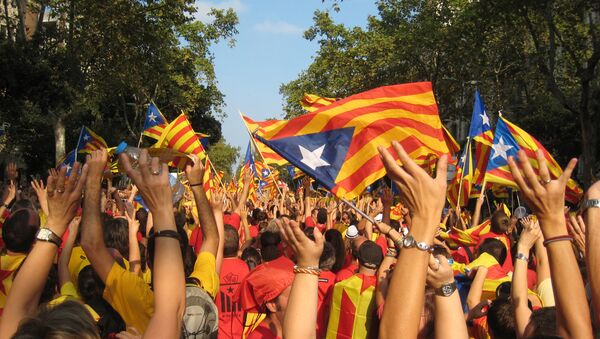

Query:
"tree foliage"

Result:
[[206, 138, 240, 182], [0, 0, 238, 173], [281, 0, 600, 186]]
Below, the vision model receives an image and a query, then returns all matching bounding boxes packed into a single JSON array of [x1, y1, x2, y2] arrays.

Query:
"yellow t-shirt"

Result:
[[49, 282, 100, 322], [103, 262, 154, 332], [68, 246, 91, 284], [189, 251, 219, 298], [0, 253, 26, 315]]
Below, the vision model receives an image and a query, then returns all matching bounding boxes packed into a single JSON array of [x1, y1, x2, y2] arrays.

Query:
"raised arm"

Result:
[[120, 150, 185, 339], [466, 266, 488, 310], [471, 193, 486, 228], [185, 156, 218, 257], [279, 217, 324, 339], [210, 189, 226, 274], [31, 179, 49, 217], [0, 180, 16, 215], [233, 170, 252, 214], [0, 163, 87, 339], [125, 210, 142, 274], [508, 149, 592, 338], [426, 254, 468, 339], [58, 216, 81, 287], [80, 149, 116, 282], [378, 142, 448, 338], [512, 216, 541, 337]]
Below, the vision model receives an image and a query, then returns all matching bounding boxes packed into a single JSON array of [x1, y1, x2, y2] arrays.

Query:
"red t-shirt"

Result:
[[335, 263, 358, 283], [317, 270, 336, 338], [305, 216, 316, 227], [249, 225, 259, 239], [224, 213, 241, 230], [217, 257, 250, 339], [375, 234, 388, 254], [189, 226, 203, 255], [247, 321, 281, 339]]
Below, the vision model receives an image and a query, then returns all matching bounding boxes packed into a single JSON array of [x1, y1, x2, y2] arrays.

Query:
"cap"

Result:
[[115, 141, 128, 155], [346, 225, 359, 239], [357, 240, 383, 269], [374, 213, 383, 222]]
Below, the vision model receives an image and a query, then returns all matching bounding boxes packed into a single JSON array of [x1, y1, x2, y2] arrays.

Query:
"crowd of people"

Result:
[[0, 142, 597, 339]]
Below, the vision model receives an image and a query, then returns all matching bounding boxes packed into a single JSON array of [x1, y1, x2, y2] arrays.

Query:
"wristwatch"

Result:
[[516, 252, 529, 262], [402, 234, 432, 252], [36, 228, 62, 247], [583, 199, 600, 210], [435, 281, 457, 297]]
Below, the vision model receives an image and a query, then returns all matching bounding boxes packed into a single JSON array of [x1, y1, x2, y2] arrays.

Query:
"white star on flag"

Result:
[[480, 112, 490, 126], [299, 144, 330, 171], [148, 113, 157, 123], [491, 137, 513, 160], [83, 135, 90, 141]]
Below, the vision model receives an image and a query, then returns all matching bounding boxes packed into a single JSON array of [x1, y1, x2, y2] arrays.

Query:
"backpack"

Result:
[[181, 284, 218, 339]]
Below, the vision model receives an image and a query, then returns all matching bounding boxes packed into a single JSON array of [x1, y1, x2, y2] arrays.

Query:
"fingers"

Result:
[[64, 162, 81, 192], [559, 158, 578, 185], [517, 150, 543, 193], [56, 166, 68, 192], [434, 154, 448, 183], [313, 226, 324, 246], [378, 145, 410, 183], [47, 169, 56, 197], [507, 155, 533, 197], [138, 149, 151, 178], [119, 153, 142, 184], [535, 149, 551, 181]]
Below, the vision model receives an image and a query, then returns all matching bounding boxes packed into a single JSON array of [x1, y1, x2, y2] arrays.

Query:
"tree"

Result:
[[206, 138, 240, 182], [0, 0, 238, 170]]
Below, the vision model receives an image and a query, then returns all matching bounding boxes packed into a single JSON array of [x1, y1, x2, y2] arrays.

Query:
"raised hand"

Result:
[[426, 254, 454, 289], [567, 213, 586, 257], [507, 149, 577, 233], [184, 154, 204, 186], [277, 217, 324, 267], [31, 178, 49, 215], [210, 189, 226, 211], [5, 162, 17, 182], [46, 163, 88, 234], [378, 141, 448, 239], [2, 180, 16, 207], [517, 216, 542, 251]]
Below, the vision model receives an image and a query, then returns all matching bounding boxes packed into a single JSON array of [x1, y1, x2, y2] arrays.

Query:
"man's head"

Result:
[[356, 240, 383, 271], [223, 225, 239, 258], [3, 208, 39, 253], [317, 208, 328, 224], [350, 235, 367, 259], [319, 242, 336, 271], [491, 210, 510, 234], [102, 217, 129, 259], [487, 298, 516, 339], [311, 208, 318, 220], [478, 238, 507, 266], [523, 307, 557, 338]]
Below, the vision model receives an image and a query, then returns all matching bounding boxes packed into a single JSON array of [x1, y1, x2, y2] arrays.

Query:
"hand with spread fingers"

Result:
[[517, 216, 541, 252], [184, 154, 204, 186], [119, 149, 172, 219], [426, 254, 454, 289], [378, 141, 448, 239], [277, 217, 324, 267], [507, 149, 577, 229], [46, 162, 88, 235], [567, 213, 586, 257]]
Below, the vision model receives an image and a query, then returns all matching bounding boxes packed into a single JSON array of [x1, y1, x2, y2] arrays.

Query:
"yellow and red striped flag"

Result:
[[76, 126, 108, 154], [485, 115, 583, 204], [142, 102, 168, 140], [252, 82, 455, 200], [300, 93, 339, 112], [242, 115, 289, 167], [154, 113, 206, 168]]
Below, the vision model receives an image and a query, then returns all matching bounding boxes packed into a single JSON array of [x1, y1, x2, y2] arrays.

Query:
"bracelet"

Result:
[[151, 230, 181, 241], [392, 234, 404, 248], [543, 235, 573, 247], [293, 265, 321, 276], [189, 182, 202, 187], [386, 248, 398, 258], [515, 253, 528, 262]]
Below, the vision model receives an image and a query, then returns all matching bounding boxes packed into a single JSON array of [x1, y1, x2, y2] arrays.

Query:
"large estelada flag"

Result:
[[469, 90, 494, 197], [76, 126, 108, 154], [142, 102, 168, 140], [251, 82, 454, 200], [326, 274, 378, 339], [485, 115, 583, 203]]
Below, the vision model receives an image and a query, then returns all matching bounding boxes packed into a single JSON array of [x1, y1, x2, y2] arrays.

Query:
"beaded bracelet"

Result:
[[293, 265, 321, 276], [543, 235, 573, 247]]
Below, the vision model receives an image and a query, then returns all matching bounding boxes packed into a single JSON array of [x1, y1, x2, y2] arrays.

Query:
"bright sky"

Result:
[[200, 0, 378, 154]]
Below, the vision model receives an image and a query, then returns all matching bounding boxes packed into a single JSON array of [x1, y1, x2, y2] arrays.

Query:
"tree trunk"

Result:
[[579, 104, 597, 188], [2, 0, 12, 41], [54, 117, 66, 165]]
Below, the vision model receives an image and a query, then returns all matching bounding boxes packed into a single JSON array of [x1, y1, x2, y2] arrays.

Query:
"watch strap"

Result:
[[516, 252, 529, 262], [36, 228, 62, 247], [584, 199, 600, 210]]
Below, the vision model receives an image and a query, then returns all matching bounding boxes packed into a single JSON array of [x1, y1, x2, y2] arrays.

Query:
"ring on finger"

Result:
[[151, 168, 161, 176], [540, 178, 552, 185], [56, 187, 65, 193]]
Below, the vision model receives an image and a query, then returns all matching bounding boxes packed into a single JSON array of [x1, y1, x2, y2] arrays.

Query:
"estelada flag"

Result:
[[142, 102, 168, 140], [0, 254, 26, 315], [154, 113, 206, 168], [469, 90, 494, 198], [485, 115, 583, 203], [242, 115, 288, 167], [76, 126, 108, 154], [300, 93, 339, 112], [326, 274, 378, 339], [447, 142, 474, 209], [253, 82, 454, 200]]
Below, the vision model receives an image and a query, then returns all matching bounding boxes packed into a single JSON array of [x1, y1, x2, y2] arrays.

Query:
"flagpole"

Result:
[[455, 137, 471, 212], [74, 126, 84, 164], [238, 110, 284, 197], [340, 198, 376, 225], [206, 155, 226, 190], [481, 177, 492, 216]]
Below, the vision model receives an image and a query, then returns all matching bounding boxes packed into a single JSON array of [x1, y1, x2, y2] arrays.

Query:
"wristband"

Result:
[[515, 253, 528, 262], [543, 235, 573, 247], [151, 230, 180, 241], [189, 182, 202, 187], [293, 265, 321, 276]]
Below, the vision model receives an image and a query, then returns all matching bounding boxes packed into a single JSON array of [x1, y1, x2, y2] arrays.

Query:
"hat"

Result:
[[357, 240, 383, 269], [374, 213, 383, 222], [234, 256, 294, 312], [346, 225, 359, 239]]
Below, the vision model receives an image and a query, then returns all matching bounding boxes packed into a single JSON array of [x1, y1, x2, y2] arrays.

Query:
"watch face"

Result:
[[37, 228, 51, 240], [442, 285, 453, 295], [403, 235, 415, 248]]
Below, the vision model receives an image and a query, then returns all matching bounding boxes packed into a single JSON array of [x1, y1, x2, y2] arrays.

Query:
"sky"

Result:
[[198, 0, 379, 154]]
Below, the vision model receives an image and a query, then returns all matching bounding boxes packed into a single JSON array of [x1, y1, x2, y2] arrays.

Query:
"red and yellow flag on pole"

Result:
[[153, 113, 207, 168], [300, 93, 339, 112]]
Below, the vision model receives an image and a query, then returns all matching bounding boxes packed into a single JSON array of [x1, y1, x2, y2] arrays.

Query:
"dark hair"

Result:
[[11, 199, 36, 211], [102, 217, 129, 259], [317, 208, 328, 224], [147, 226, 195, 277], [261, 245, 281, 262], [487, 298, 516, 339], [223, 225, 239, 258], [77, 266, 126, 337], [135, 209, 149, 237], [252, 209, 267, 224], [478, 238, 507, 265], [12, 300, 100, 338], [319, 242, 336, 271], [491, 210, 510, 234], [324, 229, 346, 273], [260, 231, 280, 248], [2, 209, 39, 253], [241, 247, 262, 270], [174, 211, 187, 230], [528, 307, 557, 337]]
